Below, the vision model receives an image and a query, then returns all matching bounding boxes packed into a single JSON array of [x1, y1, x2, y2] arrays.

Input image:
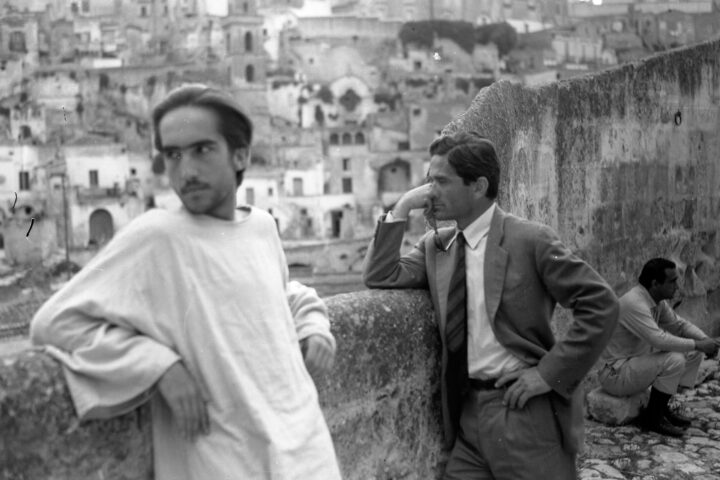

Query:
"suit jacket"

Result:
[[362, 206, 619, 453]]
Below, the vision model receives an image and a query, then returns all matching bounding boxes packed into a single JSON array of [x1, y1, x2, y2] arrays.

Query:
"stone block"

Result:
[[586, 387, 649, 425], [696, 359, 718, 386]]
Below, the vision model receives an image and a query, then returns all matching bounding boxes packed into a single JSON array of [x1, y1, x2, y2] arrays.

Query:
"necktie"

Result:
[[445, 232, 467, 354], [444, 232, 468, 430]]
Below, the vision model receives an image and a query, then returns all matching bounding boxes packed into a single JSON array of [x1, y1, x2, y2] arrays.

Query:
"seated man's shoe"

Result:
[[665, 408, 692, 428], [636, 412, 685, 437]]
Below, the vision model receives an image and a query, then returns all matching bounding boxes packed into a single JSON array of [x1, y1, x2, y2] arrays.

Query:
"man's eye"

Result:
[[164, 151, 181, 161], [197, 145, 212, 154]]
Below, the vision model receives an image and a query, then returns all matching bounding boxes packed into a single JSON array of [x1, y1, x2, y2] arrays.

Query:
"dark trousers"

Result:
[[443, 388, 576, 480]]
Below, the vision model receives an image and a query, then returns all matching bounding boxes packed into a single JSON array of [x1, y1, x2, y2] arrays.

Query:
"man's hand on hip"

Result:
[[157, 361, 210, 440], [496, 367, 552, 409], [301, 334, 335, 378]]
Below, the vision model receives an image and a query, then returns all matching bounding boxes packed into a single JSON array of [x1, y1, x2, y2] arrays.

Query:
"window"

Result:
[[329, 133, 339, 145], [245, 64, 255, 83], [82, 0, 90, 12], [89, 170, 99, 187], [355, 132, 365, 144], [398, 141, 410, 151], [9, 32, 26, 53], [243, 2, 248, 13], [342, 158, 351, 171], [268, 187, 273, 196], [245, 32, 253, 52], [342, 178, 352, 193], [342, 132, 352, 145], [18, 171, 30, 191], [141, 6, 147, 17], [292, 178, 304, 196], [246, 187, 255, 205], [71, 2, 78, 13]]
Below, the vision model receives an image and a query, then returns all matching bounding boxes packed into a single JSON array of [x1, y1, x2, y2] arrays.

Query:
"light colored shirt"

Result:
[[601, 284, 706, 364], [31, 207, 341, 480], [386, 204, 526, 379], [462, 204, 526, 379]]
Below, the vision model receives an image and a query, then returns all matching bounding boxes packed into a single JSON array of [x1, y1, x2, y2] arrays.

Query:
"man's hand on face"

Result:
[[301, 334, 335, 378], [392, 183, 433, 220], [496, 367, 552, 409], [695, 338, 720, 358], [157, 361, 210, 440]]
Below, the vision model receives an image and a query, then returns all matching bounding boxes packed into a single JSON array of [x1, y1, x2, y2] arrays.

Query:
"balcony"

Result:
[[75, 185, 123, 204]]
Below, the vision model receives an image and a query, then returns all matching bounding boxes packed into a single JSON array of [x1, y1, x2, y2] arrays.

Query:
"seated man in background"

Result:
[[598, 257, 719, 437]]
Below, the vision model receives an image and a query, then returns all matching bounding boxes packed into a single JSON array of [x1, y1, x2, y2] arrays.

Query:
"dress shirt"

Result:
[[462, 204, 526, 379], [601, 284, 706, 364], [386, 205, 526, 379]]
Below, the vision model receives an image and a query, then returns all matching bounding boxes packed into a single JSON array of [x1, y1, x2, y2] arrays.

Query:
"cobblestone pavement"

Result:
[[580, 368, 720, 480]]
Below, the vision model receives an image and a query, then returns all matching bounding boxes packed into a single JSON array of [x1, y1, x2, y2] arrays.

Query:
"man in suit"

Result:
[[363, 132, 619, 479]]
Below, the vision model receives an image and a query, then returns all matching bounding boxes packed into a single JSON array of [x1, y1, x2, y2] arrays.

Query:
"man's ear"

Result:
[[232, 147, 250, 172], [475, 177, 489, 198]]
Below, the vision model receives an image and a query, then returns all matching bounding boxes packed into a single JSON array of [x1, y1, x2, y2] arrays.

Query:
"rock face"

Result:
[[586, 387, 649, 425]]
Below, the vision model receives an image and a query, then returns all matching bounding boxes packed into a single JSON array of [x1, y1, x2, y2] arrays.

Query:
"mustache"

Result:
[[181, 182, 211, 194]]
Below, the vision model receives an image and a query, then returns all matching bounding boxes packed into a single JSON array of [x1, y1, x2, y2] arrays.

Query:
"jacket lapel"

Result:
[[484, 207, 508, 322]]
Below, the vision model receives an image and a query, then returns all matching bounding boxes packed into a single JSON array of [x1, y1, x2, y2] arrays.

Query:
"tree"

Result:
[[476, 22, 517, 57]]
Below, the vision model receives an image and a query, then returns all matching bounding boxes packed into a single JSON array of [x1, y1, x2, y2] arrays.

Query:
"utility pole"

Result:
[[61, 173, 70, 280]]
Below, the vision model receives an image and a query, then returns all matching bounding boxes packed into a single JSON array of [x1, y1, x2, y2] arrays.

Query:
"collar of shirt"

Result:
[[460, 203, 496, 250], [633, 284, 660, 317]]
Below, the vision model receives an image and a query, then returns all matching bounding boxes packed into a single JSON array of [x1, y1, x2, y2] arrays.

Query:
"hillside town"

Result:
[[0, 0, 719, 274]]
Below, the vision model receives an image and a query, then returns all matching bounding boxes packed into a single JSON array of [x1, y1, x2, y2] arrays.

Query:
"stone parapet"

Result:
[[0, 289, 447, 480], [586, 387, 649, 426]]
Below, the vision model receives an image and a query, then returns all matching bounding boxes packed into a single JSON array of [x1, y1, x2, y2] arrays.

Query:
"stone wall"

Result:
[[0, 290, 445, 479], [446, 38, 720, 338]]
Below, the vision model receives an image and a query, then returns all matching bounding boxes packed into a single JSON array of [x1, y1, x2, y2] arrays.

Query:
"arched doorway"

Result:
[[89, 209, 114, 246]]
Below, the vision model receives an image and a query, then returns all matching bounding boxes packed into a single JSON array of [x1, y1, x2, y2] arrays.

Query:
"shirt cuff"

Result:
[[385, 211, 407, 223]]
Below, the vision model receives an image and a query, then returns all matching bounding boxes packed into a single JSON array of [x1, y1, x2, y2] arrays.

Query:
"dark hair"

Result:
[[152, 84, 253, 186], [638, 258, 676, 289], [428, 131, 499, 198]]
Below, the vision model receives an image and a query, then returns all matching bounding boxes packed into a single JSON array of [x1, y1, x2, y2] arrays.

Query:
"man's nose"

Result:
[[179, 156, 199, 178]]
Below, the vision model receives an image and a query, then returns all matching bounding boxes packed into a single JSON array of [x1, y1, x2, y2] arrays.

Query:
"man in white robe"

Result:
[[30, 84, 342, 479]]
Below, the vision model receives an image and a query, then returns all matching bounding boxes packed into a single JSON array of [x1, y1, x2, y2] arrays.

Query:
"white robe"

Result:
[[30, 206, 341, 480]]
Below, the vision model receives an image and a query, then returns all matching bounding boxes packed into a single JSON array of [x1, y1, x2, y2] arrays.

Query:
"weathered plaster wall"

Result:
[[0, 291, 445, 480], [446, 39, 720, 337]]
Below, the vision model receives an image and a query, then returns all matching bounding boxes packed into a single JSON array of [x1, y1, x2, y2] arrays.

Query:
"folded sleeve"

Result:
[[30, 211, 181, 420], [287, 280, 336, 352]]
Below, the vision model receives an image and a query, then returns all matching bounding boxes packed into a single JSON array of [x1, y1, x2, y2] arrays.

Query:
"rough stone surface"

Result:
[[0, 350, 152, 480], [580, 372, 720, 479], [586, 387, 649, 425]]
